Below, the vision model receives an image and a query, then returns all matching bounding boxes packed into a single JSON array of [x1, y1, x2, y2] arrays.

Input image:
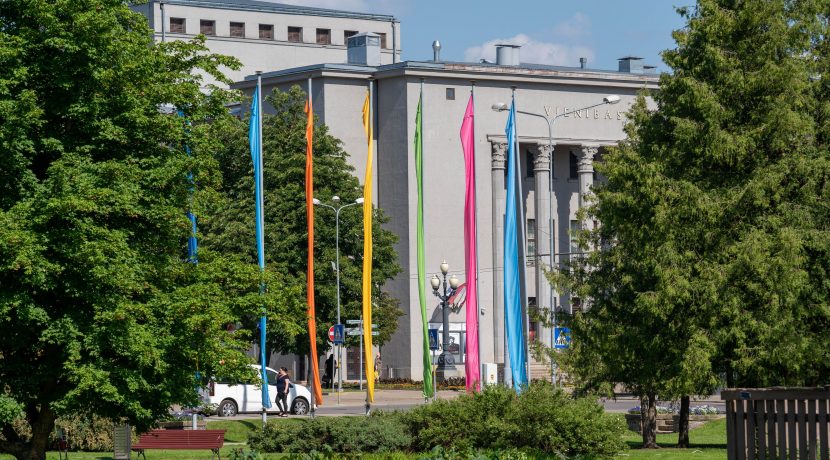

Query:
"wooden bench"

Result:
[[132, 429, 226, 460]]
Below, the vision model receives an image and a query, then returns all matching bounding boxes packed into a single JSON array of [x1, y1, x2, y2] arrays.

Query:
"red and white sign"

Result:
[[328, 326, 335, 342]]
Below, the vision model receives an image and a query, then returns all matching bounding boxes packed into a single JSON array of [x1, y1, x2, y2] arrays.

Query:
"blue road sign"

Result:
[[428, 328, 439, 350], [554, 327, 571, 349], [333, 324, 345, 345]]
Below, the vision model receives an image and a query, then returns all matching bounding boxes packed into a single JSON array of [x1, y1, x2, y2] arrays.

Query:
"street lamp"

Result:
[[313, 195, 363, 397], [431, 260, 460, 380], [491, 94, 620, 385]]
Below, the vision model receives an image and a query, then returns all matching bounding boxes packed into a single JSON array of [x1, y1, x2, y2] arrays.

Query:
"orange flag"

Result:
[[305, 92, 323, 405]]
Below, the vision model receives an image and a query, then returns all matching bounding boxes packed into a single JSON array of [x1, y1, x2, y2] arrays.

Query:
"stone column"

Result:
[[532, 143, 552, 326], [490, 142, 507, 367], [577, 145, 598, 229]]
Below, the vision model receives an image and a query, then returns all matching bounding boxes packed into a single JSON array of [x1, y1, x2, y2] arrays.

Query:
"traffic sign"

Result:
[[428, 329, 439, 350], [328, 326, 335, 342], [554, 327, 571, 349], [347, 329, 379, 336], [333, 324, 345, 345], [345, 320, 378, 327]]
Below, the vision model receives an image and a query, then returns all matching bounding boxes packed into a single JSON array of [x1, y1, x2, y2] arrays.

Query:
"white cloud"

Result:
[[464, 34, 595, 67], [552, 12, 591, 40]]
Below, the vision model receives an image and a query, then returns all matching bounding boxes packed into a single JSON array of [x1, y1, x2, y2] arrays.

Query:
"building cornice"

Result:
[[157, 0, 398, 22]]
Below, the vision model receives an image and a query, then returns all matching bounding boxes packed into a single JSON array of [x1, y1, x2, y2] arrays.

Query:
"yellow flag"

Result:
[[361, 90, 374, 403]]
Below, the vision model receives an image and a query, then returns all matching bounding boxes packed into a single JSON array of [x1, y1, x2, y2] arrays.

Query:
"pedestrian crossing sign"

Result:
[[554, 327, 571, 349]]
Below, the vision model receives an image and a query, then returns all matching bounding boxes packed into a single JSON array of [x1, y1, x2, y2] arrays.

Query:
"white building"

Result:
[[131, 0, 400, 85], [234, 39, 659, 382]]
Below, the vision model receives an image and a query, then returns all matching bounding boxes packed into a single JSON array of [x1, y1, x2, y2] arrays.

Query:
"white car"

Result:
[[207, 365, 311, 417]]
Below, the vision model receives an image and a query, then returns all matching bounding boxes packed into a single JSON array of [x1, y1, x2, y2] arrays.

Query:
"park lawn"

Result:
[[621, 417, 727, 460], [0, 418, 728, 459]]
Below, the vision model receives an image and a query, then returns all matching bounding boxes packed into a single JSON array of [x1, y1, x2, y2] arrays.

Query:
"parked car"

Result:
[[206, 365, 311, 417]]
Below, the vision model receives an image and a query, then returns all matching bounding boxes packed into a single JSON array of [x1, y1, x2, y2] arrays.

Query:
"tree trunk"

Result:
[[1, 405, 57, 460], [641, 393, 658, 448], [677, 395, 690, 448]]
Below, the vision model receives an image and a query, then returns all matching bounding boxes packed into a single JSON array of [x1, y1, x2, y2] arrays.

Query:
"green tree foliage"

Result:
[[558, 0, 830, 448], [0, 2, 299, 459], [202, 85, 402, 355]]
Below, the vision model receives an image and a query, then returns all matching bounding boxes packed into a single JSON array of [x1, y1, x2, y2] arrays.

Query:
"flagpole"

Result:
[[471, 81, 482, 391], [255, 70, 269, 427], [307, 75, 318, 418], [365, 77, 374, 416], [511, 87, 530, 387]]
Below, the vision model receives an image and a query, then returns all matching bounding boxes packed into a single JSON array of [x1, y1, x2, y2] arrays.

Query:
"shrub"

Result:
[[248, 415, 411, 454], [5, 414, 133, 452], [400, 382, 625, 458]]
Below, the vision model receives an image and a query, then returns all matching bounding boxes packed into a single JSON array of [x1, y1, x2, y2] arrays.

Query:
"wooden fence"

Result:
[[722, 387, 830, 460]]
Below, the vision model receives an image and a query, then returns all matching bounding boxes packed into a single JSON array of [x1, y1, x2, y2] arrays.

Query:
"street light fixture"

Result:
[[491, 94, 621, 385], [431, 260, 460, 380], [313, 195, 363, 398]]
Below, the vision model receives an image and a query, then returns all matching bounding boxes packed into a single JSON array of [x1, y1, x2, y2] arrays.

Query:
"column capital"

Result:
[[533, 143, 552, 171], [577, 145, 599, 173], [491, 142, 507, 170]]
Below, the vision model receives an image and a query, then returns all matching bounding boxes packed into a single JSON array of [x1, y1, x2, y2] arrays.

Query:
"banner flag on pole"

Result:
[[459, 92, 481, 392], [414, 86, 434, 398], [361, 88, 375, 404], [249, 78, 271, 409], [504, 98, 528, 392], [305, 83, 324, 406]]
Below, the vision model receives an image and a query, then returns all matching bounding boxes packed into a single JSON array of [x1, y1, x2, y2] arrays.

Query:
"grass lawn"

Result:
[[620, 417, 727, 459], [0, 417, 728, 459]]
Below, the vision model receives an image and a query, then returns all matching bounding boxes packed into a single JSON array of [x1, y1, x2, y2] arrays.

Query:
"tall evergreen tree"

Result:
[[560, 0, 830, 448]]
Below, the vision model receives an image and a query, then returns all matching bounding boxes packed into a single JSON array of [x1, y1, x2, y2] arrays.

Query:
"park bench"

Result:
[[132, 429, 226, 460]]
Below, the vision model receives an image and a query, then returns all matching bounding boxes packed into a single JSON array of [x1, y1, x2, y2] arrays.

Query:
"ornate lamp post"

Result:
[[431, 260, 460, 379]]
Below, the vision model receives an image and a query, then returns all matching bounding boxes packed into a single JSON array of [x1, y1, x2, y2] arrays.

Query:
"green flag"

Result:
[[415, 88, 434, 398]]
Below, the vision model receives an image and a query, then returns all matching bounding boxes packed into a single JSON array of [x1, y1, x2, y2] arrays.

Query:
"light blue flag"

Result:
[[249, 85, 271, 409], [504, 99, 527, 392], [177, 110, 199, 264]]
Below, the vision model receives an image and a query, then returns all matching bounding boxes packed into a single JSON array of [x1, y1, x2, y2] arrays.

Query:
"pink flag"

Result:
[[460, 93, 480, 392]]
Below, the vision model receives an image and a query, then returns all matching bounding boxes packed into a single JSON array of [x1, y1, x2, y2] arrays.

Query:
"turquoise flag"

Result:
[[249, 83, 271, 409], [504, 99, 527, 392]]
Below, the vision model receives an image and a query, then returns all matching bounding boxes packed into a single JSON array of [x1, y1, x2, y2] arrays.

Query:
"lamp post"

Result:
[[491, 95, 621, 385], [313, 195, 363, 400], [430, 260, 460, 380]]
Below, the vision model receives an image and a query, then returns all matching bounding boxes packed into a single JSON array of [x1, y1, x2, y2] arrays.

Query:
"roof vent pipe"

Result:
[[495, 44, 520, 66], [432, 40, 441, 62], [579, 57, 587, 69]]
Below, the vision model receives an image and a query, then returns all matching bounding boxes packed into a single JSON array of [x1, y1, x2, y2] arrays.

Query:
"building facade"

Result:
[[131, 0, 400, 85], [234, 44, 659, 381]]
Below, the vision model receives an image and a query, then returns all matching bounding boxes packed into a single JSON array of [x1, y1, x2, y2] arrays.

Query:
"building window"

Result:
[[288, 26, 302, 42], [200, 20, 216, 36], [316, 28, 331, 44], [569, 220, 580, 256], [528, 297, 538, 342], [259, 24, 273, 40], [344, 30, 358, 43], [527, 219, 536, 260], [229, 22, 245, 38], [445, 88, 455, 100], [569, 151, 578, 179], [169, 17, 185, 34], [376, 32, 387, 48], [526, 148, 535, 178]]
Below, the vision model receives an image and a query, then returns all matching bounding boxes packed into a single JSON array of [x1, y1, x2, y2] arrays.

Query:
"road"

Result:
[[216, 389, 725, 420]]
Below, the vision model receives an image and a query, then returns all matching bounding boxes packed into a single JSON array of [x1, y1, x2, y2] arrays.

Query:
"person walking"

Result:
[[275, 367, 291, 417]]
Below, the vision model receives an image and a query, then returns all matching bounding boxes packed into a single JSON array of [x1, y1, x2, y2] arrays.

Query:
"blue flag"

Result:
[[504, 99, 527, 392], [249, 84, 271, 409]]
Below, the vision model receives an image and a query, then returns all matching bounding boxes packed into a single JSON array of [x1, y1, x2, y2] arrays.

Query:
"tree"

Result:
[[203, 85, 402, 358], [557, 0, 830, 449], [0, 2, 295, 459]]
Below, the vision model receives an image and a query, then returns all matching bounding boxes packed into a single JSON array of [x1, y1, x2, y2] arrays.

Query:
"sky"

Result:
[[270, 0, 691, 72]]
